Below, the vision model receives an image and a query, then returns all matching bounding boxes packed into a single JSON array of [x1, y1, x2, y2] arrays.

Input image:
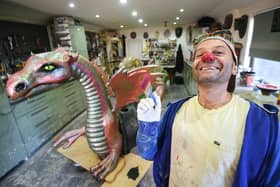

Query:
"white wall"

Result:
[[217, 0, 280, 67], [217, 9, 253, 67], [126, 38, 143, 59]]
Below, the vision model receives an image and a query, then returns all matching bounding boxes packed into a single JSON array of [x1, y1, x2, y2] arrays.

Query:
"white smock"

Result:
[[169, 95, 250, 187]]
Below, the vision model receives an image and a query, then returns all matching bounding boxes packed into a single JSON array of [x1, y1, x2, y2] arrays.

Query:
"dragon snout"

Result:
[[15, 81, 28, 92], [6, 79, 30, 99]]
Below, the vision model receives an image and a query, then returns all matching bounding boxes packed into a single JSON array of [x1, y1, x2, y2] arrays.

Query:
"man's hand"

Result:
[[136, 91, 161, 160], [137, 91, 161, 122]]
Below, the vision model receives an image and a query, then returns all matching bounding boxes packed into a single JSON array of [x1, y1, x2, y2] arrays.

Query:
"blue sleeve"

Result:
[[263, 118, 280, 186], [232, 102, 279, 187], [136, 120, 160, 160]]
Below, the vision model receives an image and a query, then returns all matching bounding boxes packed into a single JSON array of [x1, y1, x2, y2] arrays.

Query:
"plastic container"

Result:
[[136, 121, 160, 160]]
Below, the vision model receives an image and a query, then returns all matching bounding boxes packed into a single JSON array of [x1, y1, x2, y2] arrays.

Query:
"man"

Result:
[[137, 30, 280, 187]]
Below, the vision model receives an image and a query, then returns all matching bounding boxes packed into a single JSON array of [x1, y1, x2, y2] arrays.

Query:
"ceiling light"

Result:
[[173, 22, 177, 25], [176, 17, 180, 20], [69, 3, 75, 8], [144, 23, 148, 27], [120, 25, 124, 28], [96, 14, 100, 18], [180, 8, 184, 12], [120, 0, 127, 4], [132, 11, 138, 16], [138, 19, 143, 23]]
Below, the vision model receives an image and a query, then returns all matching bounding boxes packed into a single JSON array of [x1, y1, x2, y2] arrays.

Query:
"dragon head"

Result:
[[6, 48, 78, 100]]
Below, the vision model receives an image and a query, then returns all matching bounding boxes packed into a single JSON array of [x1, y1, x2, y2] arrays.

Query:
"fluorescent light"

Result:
[[144, 23, 148, 27], [173, 22, 177, 25], [69, 3, 75, 8], [138, 19, 143, 23], [120, 0, 127, 4], [120, 25, 124, 28], [176, 17, 180, 20], [180, 8, 184, 12], [132, 11, 138, 16], [96, 14, 100, 18]]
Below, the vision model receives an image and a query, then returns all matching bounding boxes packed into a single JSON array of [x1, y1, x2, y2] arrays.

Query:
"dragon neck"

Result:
[[71, 57, 111, 156], [70, 57, 112, 114]]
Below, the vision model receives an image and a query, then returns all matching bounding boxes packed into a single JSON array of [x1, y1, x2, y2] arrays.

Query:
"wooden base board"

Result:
[[57, 136, 152, 187]]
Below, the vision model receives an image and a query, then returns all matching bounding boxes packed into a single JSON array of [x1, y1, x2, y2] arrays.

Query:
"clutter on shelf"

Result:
[[142, 38, 176, 66]]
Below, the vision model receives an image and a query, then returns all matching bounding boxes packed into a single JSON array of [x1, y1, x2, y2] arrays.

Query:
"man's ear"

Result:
[[232, 65, 238, 75]]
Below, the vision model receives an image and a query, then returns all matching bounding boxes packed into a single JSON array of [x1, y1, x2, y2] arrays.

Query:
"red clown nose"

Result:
[[201, 52, 216, 63]]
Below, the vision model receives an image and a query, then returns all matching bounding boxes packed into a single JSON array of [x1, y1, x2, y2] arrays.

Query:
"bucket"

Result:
[[240, 71, 255, 87]]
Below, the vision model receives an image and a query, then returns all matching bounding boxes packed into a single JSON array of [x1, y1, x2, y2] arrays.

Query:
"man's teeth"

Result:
[[200, 67, 219, 70]]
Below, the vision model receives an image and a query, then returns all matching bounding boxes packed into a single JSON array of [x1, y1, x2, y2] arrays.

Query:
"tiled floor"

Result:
[[0, 84, 187, 187]]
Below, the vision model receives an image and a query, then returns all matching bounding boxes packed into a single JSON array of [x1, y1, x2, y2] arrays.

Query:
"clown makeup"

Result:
[[192, 39, 237, 86]]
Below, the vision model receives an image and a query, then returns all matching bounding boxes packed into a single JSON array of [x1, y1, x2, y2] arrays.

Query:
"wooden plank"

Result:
[[57, 136, 152, 187]]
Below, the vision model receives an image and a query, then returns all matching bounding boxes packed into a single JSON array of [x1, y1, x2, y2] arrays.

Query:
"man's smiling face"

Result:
[[192, 39, 237, 87]]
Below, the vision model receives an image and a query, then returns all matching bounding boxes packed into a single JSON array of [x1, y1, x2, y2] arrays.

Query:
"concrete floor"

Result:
[[0, 84, 187, 187]]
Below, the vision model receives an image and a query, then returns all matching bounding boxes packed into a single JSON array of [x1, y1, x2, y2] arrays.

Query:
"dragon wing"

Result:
[[110, 65, 164, 111]]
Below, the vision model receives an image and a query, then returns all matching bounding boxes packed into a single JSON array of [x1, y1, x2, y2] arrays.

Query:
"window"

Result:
[[250, 8, 280, 62], [253, 57, 280, 86]]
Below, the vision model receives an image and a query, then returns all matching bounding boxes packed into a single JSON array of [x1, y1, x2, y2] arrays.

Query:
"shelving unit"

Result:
[[99, 32, 110, 73], [11, 80, 86, 156], [52, 17, 74, 52], [109, 35, 124, 73], [85, 31, 102, 61], [51, 17, 89, 59], [0, 21, 50, 76], [0, 80, 86, 177], [0, 90, 27, 178], [99, 32, 124, 75], [142, 39, 176, 65]]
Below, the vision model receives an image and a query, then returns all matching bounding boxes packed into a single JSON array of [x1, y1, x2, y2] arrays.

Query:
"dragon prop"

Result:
[[6, 48, 165, 180]]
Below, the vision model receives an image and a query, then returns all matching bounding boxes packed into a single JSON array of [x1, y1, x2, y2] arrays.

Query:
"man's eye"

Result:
[[39, 63, 57, 72], [195, 53, 203, 58], [213, 51, 225, 56]]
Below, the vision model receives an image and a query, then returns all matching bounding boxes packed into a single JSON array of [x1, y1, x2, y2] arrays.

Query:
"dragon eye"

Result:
[[39, 63, 58, 72]]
